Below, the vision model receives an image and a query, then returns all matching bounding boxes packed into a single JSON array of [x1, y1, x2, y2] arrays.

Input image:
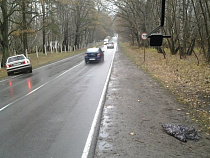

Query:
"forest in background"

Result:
[[0, 0, 114, 65], [110, 0, 210, 63], [1, 0, 210, 64]]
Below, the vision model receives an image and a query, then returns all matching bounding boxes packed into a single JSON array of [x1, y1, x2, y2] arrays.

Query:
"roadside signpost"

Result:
[[147, 0, 171, 46], [141, 33, 147, 61], [141, 33, 147, 40]]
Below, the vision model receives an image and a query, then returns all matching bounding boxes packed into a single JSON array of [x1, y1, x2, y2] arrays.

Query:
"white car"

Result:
[[6, 54, 32, 76], [107, 42, 114, 49], [104, 39, 109, 45]]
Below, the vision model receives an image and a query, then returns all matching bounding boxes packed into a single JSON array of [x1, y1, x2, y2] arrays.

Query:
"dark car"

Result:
[[85, 48, 104, 63], [107, 42, 114, 49], [5, 54, 32, 76]]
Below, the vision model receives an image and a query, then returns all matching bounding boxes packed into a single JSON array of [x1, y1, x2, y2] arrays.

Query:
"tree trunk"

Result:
[[42, 1, 46, 54], [1, 0, 10, 66], [74, 27, 79, 48], [199, 0, 210, 63], [22, 0, 28, 55], [179, 0, 185, 59], [186, 38, 195, 55], [191, 0, 207, 58], [63, 12, 69, 50]]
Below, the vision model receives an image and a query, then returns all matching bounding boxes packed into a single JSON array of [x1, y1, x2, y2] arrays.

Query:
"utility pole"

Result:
[[147, 0, 171, 46]]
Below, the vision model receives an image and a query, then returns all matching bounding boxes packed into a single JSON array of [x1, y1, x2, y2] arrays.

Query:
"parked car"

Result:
[[85, 48, 104, 63], [107, 42, 114, 49], [5, 54, 32, 76]]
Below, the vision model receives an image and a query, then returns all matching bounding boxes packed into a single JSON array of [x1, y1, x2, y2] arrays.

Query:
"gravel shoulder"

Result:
[[94, 47, 210, 158]]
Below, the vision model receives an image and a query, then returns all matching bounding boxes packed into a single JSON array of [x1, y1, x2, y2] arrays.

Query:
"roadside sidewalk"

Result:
[[94, 47, 210, 158]]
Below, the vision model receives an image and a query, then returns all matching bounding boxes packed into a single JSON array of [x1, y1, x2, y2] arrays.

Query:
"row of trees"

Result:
[[2, 0, 209, 64], [109, 0, 210, 63], [0, 0, 114, 66]]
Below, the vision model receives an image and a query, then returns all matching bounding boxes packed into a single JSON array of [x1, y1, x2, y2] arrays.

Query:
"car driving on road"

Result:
[[5, 54, 32, 76], [85, 48, 104, 63], [107, 42, 114, 49], [104, 39, 109, 45]]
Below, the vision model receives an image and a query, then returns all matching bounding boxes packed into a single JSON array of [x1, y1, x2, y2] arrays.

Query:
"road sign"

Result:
[[141, 33, 147, 40]]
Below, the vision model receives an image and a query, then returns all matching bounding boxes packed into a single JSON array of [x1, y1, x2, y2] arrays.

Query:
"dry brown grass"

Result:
[[120, 42, 210, 134]]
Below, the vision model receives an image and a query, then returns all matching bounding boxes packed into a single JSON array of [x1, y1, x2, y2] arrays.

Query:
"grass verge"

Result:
[[119, 42, 210, 134], [0, 49, 86, 79]]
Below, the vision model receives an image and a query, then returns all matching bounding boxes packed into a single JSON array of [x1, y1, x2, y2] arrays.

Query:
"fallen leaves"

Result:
[[130, 132, 136, 136], [121, 43, 210, 132]]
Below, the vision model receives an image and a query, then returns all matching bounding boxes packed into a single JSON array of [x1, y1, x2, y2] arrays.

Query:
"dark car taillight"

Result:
[[6, 64, 12, 68], [22, 60, 29, 64], [97, 53, 101, 57], [85, 53, 87, 56]]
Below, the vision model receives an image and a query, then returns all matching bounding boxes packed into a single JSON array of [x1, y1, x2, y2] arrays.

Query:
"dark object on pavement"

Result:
[[162, 123, 199, 142]]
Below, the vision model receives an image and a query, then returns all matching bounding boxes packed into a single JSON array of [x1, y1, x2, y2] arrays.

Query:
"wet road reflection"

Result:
[[27, 78, 32, 90], [0, 53, 84, 111], [8, 80, 14, 98], [7, 78, 33, 98]]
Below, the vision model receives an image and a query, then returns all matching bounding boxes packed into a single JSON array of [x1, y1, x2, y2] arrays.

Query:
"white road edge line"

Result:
[[35, 53, 83, 70], [0, 62, 83, 112], [81, 46, 116, 158]]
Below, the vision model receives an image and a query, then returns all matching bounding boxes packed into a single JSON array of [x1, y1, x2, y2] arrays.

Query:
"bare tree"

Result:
[[0, 0, 114, 60], [0, 0, 18, 66], [111, 0, 210, 63]]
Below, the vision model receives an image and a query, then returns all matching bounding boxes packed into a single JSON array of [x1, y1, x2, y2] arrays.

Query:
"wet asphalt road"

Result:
[[0, 39, 117, 158]]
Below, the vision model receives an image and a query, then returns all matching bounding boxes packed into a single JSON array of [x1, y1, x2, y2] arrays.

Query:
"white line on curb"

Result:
[[81, 45, 116, 158]]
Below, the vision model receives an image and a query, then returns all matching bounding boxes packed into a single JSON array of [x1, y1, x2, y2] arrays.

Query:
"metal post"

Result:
[[60, 44, 63, 53], [44, 45, 47, 56], [50, 45, 53, 54], [161, 0, 166, 27], [26, 49, 28, 58], [144, 41, 146, 62], [36, 46, 39, 58]]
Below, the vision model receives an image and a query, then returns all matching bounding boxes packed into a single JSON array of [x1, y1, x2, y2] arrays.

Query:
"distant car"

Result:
[[5, 54, 32, 76], [85, 48, 104, 63], [104, 39, 109, 45], [107, 42, 114, 49]]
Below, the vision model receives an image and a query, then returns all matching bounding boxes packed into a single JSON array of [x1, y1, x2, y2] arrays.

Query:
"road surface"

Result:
[[0, 38, 117, 158]]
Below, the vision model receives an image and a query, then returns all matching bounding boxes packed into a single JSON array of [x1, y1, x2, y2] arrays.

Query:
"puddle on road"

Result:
[[99, 131, 109, 138], [106, 106, 114, 109], [111, 87, 120, 91], [104, 105, 114, 109], [98, 121, 113, 151], [96, 83, 119, 152], [101, 115, 111, 129], [98, 141, 113, 150]]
